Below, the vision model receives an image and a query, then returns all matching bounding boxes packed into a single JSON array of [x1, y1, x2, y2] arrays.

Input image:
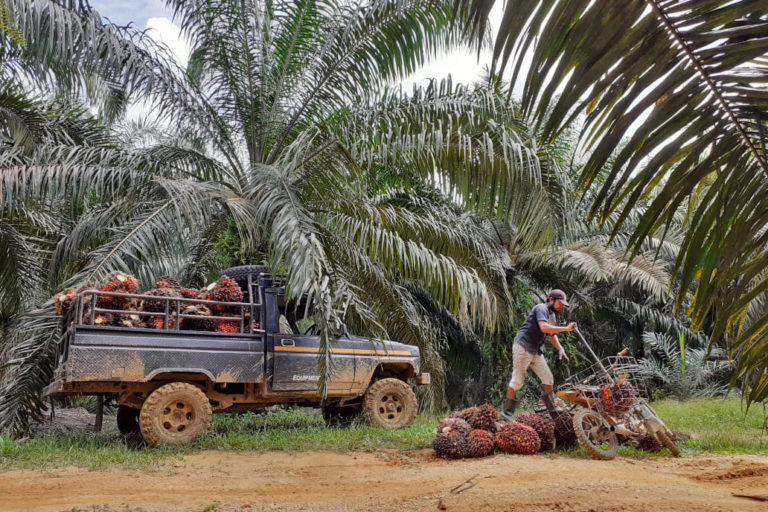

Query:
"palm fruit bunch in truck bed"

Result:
[[141, 287, 182, 313], [215, 313, 241, 333], [516, 412, 556, 451], [494, 422, 541, 455], [54, 280, 97, 317], [200, 276, 243, 313], [179, 304, 214, 331], [97, 271, 139, 309]]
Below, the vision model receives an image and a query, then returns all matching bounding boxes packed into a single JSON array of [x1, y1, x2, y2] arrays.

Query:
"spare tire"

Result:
[[222, 265, 272, 292]]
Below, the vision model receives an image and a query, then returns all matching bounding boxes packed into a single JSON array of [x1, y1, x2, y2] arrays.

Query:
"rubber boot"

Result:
[[541, 392, 563, 416], [500, 398, 518, 422]]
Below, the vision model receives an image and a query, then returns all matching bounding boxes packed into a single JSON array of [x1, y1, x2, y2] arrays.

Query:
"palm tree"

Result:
[[1, 1, 568, 434], [456, 0, 768, 406]]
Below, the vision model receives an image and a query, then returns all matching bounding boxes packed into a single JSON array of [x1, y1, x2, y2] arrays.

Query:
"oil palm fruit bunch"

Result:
[[116, 313, 146, 329], [54, 288, 79, 316], [516, 412, 556, 451], [215, 314, 241, 333], [141, 287, 181, 313], [436, 417, 472, 436], [552, 410, 577, 447], [97, 271, 139, 309], [150, 316, 175, 330], [636, 433, 662, 452], [179, 304, 213, 331], [153, 276, 182, 290], [466, 429, 495, 458], [202, 276, 243, 313], [90, 313, 114, 326], [600, 376, 636, 416], [454, 404, 499, 432], [495, 422, 541, 455], [432, 430, 469, 459], [469, 404, 499, 432], [180, 288, 200, 299]]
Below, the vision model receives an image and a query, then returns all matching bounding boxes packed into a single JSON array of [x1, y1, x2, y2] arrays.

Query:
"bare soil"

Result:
[[2, 450, 768, 512]]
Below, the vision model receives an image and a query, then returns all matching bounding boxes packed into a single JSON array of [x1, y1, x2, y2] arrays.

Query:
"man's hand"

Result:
[[564, 322, 577, 332], [558, 348, 570, 363]]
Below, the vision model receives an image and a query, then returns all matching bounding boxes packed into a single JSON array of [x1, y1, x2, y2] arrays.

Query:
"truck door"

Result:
[[270, 331, 356, 392]]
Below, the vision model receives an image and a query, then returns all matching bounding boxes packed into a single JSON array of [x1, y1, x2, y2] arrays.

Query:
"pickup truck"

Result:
[[45, 266, 430, 445]]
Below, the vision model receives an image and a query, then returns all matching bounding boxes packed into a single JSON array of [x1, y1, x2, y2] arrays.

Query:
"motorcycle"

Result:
[[555, 328, 680, 460]]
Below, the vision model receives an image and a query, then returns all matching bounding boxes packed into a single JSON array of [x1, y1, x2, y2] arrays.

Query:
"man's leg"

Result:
[[502, 344, 532, 421], [529, 354, 560, 415]]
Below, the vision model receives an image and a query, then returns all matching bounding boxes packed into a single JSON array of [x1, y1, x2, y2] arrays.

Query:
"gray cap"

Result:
[[548, 289, 570, 307]]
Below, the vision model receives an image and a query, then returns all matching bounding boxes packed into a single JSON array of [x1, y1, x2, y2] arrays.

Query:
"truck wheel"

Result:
[[222, 265, 272, 290], [363, 378, 418, 429], [116, 405, 140, 435], [322, 405, 361, 426], [139, 382, 212, 446]]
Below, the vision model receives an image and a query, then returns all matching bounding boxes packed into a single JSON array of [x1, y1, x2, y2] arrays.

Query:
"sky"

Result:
[[89, 0, 506, 91]]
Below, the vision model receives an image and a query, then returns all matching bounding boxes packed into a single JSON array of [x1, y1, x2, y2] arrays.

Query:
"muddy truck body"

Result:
[[45, 268, 430, 444]]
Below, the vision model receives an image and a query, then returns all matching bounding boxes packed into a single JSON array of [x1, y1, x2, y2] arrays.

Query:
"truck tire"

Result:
[[222, 265, 272, 290], [363, 378, 418, 429], [116, 405, 140, 435], [139, 382, 212, 446]]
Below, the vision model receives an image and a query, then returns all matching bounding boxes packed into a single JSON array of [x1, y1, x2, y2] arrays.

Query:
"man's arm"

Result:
[[537, 320, 576, 335], [548, 333, 562, 351], [539, 321, 575, 362]]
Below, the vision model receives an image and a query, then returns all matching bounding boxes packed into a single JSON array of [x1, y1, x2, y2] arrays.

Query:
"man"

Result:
[[501, 289, 577, 421]]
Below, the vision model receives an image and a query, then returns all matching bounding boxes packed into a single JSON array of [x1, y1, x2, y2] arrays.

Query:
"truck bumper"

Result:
[[415, 372, 431, 386]]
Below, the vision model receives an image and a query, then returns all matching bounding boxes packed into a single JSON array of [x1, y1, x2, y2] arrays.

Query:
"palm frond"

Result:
[[456, 0, 768, 405]]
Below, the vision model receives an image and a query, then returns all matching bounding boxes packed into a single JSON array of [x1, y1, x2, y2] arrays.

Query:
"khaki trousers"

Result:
[[508, 342, 554, 391]]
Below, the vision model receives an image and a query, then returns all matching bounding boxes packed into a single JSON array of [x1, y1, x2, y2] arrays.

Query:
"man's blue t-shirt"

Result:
[[514, 303, 552, 354]]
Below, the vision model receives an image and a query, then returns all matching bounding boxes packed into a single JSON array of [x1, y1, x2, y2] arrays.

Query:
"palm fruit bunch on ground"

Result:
[[454, 404, 499, 432], [636, 433, 662, 452], [432, 430, 469, 459], [551, 410, 577, 447], [465, 429, 495, 458], [634, 430, 688, 452], [215, 313, 241, 333], [179, 304, 213, 331], [495, 422, 541, 455], [600, 376, 636, 416], [201, 276, 243, 313], [97, 271, 139, 309], [516, 412, 556, 451], [436, 417, 472, 436]]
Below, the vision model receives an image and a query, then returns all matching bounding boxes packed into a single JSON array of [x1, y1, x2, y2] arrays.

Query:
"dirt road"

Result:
[[3, 450, 768, 511]]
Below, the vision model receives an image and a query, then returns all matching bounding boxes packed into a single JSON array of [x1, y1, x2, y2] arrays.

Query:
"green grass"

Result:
[[653, 396, 767, 454], [0, 409, 435, 471], [1, 398, 765, 471]]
